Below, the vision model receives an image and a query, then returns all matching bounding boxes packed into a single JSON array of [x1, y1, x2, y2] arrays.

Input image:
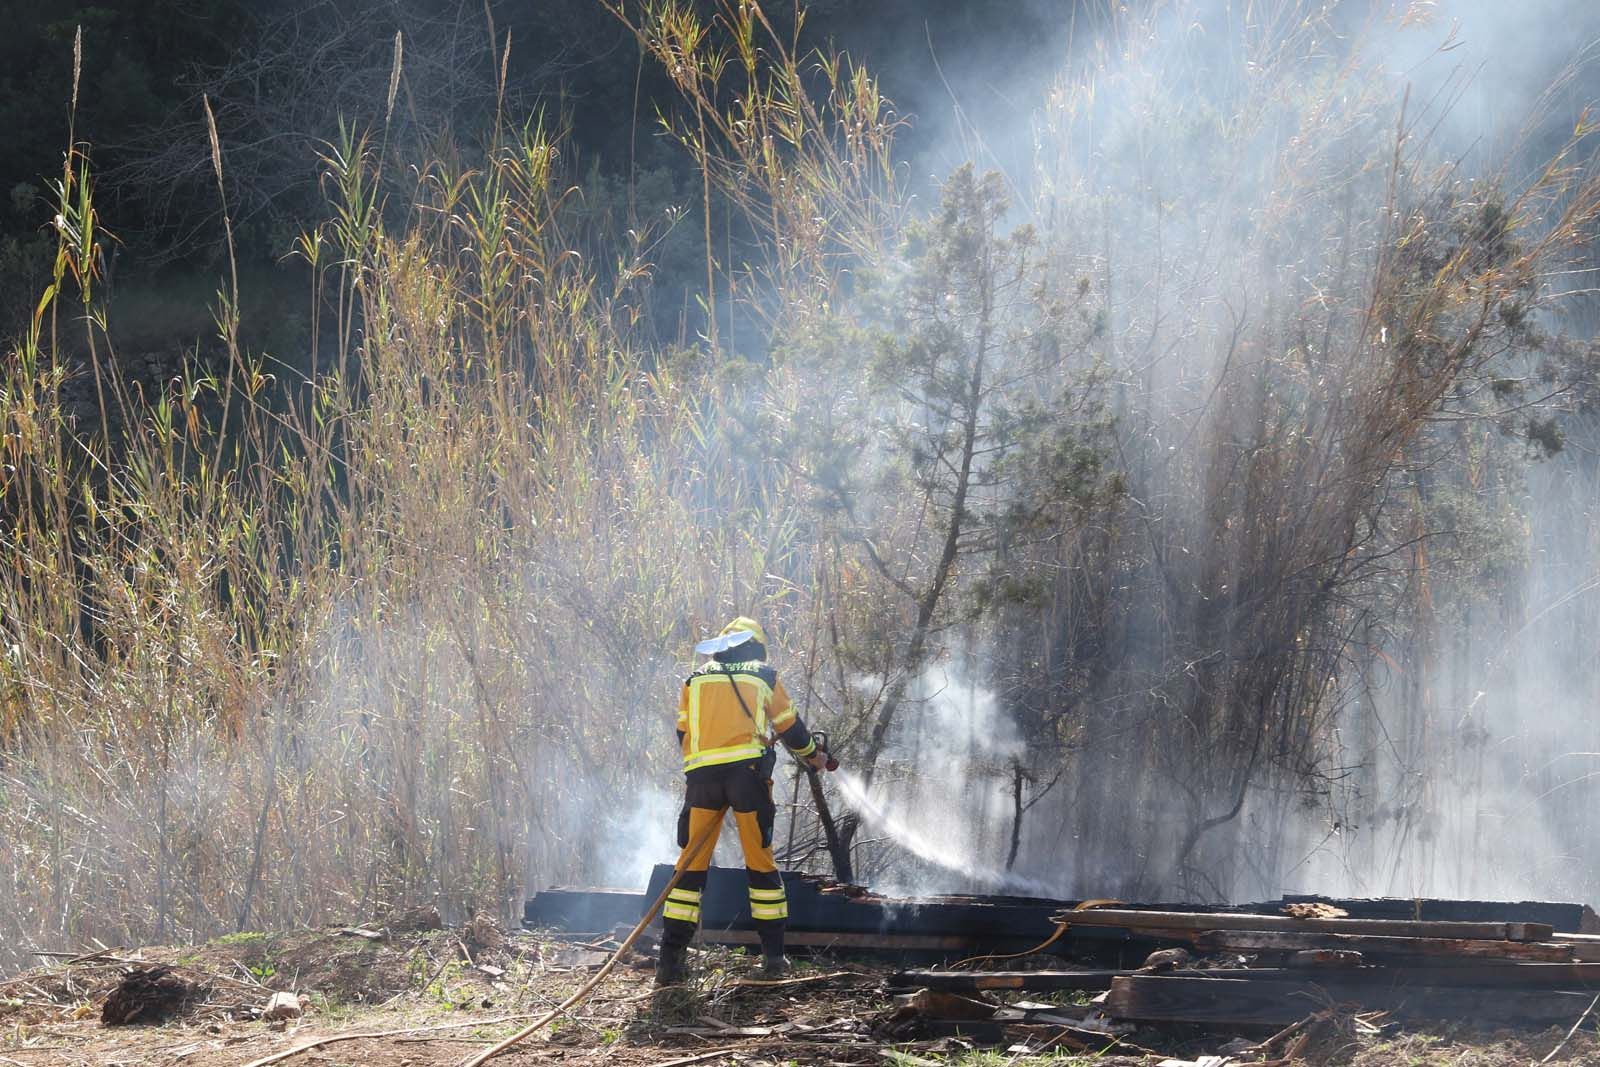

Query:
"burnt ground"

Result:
[[1, 923, 1597, 1067]]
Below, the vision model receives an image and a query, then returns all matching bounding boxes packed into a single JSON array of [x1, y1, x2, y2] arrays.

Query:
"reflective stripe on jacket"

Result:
[[676, 659, 806, 772]]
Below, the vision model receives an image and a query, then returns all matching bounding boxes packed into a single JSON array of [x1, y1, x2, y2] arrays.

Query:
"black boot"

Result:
[[758, 929, 788, 979], [655, 943, 688, 987]]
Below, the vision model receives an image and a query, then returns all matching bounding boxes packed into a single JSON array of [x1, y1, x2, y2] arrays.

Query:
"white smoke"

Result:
[[857, 0, 1600, 906], [835, 662, 1060, 897], [595, 785, 681, 889]]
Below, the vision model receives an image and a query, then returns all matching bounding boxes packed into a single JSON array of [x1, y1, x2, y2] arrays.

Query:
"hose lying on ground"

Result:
[[948, 899, 1122, 970]]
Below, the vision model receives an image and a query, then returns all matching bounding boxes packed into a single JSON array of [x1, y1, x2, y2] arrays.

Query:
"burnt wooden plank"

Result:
[[523, 888, 647, 933], [1306, 962, 1600, 988], [1107, 976, 1327, 1026], [1275, 895, 1589, 933], [1555, 934, 1600, 961], [899, 962, 1600, 992], [891, 969, 1134, 992], [1106, 976, 1596, 1027], [1202, 964, 1600, 988], [1288, 949, 1365, 969], [696, 927, 1042, 952], [1189, 930, 1573, 961], [642, 866, 1074, 943], [1052, 908, 1552, 942]]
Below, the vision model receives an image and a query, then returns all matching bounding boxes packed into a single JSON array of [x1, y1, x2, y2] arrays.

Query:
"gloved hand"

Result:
[[805, 751, 829, 772]]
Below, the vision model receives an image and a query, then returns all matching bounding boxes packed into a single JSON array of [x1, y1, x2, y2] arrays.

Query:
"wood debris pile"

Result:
[[0, 950, 256, 1027], [99, 965, 200, 1025], [892, 903, 1600, 1034], [528, 871, 1600, 1059]]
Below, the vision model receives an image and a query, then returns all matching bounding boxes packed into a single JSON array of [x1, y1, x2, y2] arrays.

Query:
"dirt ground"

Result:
[[2, 924, 1597, 1067]]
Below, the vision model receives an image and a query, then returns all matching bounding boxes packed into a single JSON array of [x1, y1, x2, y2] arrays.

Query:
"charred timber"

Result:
[[1051, 908, 1554, 942], [897, 962, 1600, 992], [1183, 929, 1573, 962], [1105, 975, 1598, 1028], [522, 867, 1596, 966]]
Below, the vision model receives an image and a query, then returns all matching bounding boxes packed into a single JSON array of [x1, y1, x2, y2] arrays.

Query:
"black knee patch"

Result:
[[746, 868, 783, 891], [758, 793, 776, 848], [729, 767, 778, 848]]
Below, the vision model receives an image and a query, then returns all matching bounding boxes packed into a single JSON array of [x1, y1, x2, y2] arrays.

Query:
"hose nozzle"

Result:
[[812, 730, 840, 773]]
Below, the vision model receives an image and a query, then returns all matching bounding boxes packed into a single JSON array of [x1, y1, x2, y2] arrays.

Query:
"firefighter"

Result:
[[657, 616, 826, 985]]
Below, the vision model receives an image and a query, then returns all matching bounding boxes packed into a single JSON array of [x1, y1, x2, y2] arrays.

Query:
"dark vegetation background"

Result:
[[0, 0, 1069, 356], [10, 0, 1595, 363]]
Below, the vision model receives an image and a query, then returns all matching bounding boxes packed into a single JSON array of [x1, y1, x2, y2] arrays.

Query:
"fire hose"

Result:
[[800, 729, 852, 883], [459, 736, 839, 1067]]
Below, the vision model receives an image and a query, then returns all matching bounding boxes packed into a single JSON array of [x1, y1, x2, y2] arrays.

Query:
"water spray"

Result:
[[831, 768, 1056, 898]]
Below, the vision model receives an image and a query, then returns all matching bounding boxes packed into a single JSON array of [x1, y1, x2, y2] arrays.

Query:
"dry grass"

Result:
[[0, 1, 903, 973], [1351, 1028, 1600, 1066]]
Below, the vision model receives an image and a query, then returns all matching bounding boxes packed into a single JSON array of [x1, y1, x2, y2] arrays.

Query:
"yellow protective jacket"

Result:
[[676, 658, 815, 773]]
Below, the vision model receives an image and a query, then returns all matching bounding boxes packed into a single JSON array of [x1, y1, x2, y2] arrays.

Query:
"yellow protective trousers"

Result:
[[661, 761, 787, 953]]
